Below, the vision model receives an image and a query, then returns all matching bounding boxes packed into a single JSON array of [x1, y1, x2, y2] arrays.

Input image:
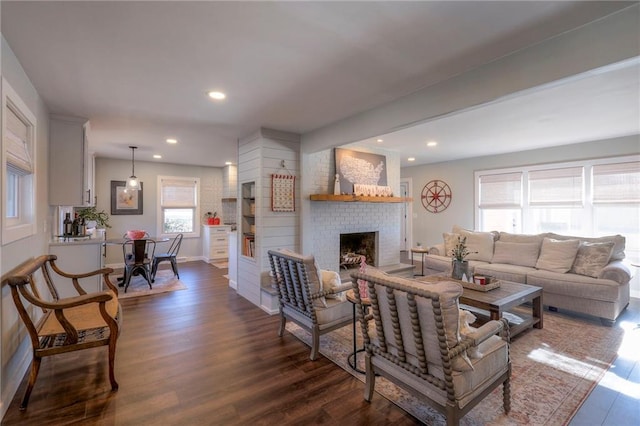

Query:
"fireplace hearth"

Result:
[[339, 232, 377, 268]]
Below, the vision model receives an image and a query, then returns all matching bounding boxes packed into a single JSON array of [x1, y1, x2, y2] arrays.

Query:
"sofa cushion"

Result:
[[535, 237, 580, 273], [491, 241, 540, 268], [498, 232, 545, 246], [547, 232, 625, 261], [570, 241, 615, 278], [473, 263, 536, 283], [526, 270, 621, 303]]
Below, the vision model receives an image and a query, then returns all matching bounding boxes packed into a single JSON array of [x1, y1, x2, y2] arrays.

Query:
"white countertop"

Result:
[[49, 236, 106, 246]]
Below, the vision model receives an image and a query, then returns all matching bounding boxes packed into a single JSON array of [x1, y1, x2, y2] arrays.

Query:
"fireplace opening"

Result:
[[340, 232, 377, 269]]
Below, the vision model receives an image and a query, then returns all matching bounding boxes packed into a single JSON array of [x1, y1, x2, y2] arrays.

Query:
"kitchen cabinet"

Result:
[[203, 225, 232, 262], [49, 115, 95, 206], [48, 239, 104, 298]]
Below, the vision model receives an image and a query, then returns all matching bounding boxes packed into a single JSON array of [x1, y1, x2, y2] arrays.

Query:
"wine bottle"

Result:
[[63, 213, 73, 236], [72, 213, 79, 236]]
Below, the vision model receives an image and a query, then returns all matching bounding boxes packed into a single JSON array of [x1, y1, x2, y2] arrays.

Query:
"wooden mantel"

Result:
[[309, 194, 412, 203]]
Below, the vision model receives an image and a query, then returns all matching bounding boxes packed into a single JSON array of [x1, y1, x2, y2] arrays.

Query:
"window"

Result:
[[477, 172, 522, 233], [2, 78, 37, 245], [476, 156, 640, 263], [157, 176, 200, 238]]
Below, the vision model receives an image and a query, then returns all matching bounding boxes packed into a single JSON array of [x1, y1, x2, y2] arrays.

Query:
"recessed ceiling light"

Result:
[[225, 161, 233, 165], [408, 157, 416, 162], [427, 141, 438, 147], [376, 139, 383, 143], [153, 154, 162, 159], [166, 138, 178, 144], [208, 91, 226, 100]]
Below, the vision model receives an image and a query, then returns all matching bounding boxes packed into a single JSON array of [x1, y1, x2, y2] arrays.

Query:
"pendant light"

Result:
[[125, 146, 141, 191]]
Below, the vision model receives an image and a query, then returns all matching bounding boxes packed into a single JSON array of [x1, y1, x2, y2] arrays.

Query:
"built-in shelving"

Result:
[[241, 182, 256, 258], [310, 194, 412, 203]]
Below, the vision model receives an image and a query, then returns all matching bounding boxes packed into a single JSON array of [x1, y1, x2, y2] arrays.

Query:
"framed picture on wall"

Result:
[[334, 148, 387, 194], [110, 180, 143, 215]]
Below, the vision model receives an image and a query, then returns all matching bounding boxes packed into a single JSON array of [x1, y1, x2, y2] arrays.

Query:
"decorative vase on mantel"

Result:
[[451, 260, 469, 281]]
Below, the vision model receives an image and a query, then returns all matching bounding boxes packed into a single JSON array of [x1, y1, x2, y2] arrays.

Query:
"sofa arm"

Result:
[[429, 243, 445, 256], [599, 260, 631, 285]]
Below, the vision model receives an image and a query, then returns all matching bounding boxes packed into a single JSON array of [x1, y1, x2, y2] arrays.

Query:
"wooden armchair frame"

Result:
[[2, 254, 122, 410]]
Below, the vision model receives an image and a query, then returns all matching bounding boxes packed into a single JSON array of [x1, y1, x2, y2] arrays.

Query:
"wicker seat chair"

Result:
[[3, 255, 122, 410], [268, 249, 353, 360], [350, 269, 511, 426]]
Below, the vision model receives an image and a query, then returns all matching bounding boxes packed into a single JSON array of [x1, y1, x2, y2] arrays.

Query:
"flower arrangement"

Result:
[[450, 236, 473, 261]]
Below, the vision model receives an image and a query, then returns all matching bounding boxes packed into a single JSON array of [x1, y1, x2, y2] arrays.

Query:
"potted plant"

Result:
[[450, 236, 472, 280], [77, 206, 111, 229]]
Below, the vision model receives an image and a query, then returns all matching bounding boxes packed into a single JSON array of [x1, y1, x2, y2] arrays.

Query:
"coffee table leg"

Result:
[[533, 295, 543, 329]]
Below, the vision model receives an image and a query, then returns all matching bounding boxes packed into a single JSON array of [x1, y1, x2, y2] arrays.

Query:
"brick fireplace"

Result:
[[306, 148, 402, 272]]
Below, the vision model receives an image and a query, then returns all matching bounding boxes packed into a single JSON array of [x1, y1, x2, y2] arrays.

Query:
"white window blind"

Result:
[[593, 162, 640, 203], [160, 178, 197, 207], [529, 167, 583, 206], [5, 106, 33, 175], [479, 172, 522, 208]]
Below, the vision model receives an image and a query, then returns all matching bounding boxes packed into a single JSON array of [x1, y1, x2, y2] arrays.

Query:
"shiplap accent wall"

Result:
[[237, 128, 300, 311], [308, 147, 402, 271]]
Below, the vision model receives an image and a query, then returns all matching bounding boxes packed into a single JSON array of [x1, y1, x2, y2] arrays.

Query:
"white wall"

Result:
[[0, 36, 50, 419], [95, 157, 223, 265], [401, 135, 640, 247]]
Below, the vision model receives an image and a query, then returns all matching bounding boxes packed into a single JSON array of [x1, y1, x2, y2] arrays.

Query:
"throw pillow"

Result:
[[547, 233, 626, 261], [571, 241, 615, 278], [443, 232, 461, 258], [491, 241, 540, 267], [535, 237, 581, 273], [320, 270, 346, 301], [459, 229, 495, 262]]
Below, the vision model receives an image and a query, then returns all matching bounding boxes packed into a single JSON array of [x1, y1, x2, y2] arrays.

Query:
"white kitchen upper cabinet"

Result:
[[49, 115, 95, 206]]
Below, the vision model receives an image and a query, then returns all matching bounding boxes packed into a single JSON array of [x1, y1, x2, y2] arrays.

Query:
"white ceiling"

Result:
[[2, 1, 638, 168]]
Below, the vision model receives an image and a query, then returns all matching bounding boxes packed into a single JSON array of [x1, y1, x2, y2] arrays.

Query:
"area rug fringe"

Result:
[[286, 310, 623, 425]]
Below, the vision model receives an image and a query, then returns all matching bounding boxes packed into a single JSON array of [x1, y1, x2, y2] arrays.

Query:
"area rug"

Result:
[[114, 269, 187, 299], [212, 261, 228, 269], [286, 310, 623, 425]]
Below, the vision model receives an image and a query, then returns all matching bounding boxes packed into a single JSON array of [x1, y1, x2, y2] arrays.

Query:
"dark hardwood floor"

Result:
[[2, 261, 420, 425]]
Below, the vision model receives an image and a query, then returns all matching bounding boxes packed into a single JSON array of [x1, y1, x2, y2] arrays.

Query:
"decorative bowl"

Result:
[[126, 230, 147, 240]]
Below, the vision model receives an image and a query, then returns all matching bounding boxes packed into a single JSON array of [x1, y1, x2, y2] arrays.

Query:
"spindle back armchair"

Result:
[[350, 269, 511, 426]]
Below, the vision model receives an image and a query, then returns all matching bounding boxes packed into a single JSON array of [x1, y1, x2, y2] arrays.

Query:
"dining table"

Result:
[[104, 237, 171, 286]]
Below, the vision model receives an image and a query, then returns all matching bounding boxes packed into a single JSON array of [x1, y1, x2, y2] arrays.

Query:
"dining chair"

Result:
[[151, 233, 183, 282], [122, 239, 156, 292]]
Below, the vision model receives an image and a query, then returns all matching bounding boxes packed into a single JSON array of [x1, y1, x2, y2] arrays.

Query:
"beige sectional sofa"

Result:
[[424, 225, 632, 325]]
